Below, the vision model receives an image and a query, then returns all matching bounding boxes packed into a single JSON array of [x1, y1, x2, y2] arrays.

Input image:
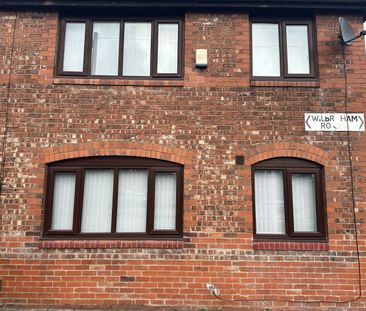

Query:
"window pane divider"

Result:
[[110, 168, 119, 234], [146, 168, 155, 234], [118, 20, 124, 76]]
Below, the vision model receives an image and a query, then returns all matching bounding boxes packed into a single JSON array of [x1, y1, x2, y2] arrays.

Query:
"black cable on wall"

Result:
[[0, 11, 17, 197]]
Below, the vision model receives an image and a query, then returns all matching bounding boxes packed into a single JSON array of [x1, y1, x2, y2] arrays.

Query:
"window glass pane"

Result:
[[123, 22, 151, 76], [292, 173, 317, 232], [157, 23, 179, 74], [91, 22, 120, 76], [286, 25, 310, 74], [154, 172, 176, 230], [63, 22, 86, 72], [254, 170, 285, 234], [51, 172, 76, 230], [252, 23, 280, 77], [117, 169, 148, 233], [81, 169, 114, 233]]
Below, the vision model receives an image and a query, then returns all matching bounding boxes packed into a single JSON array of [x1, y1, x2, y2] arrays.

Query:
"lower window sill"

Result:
[[250, 79, 320, 88], [253, 241, 329, 251], [39, 239, 184, 249], [53, 77, 184, 87]]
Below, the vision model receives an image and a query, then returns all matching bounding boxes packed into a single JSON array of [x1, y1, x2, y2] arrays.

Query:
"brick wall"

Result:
[[1, 10, 366, 310]]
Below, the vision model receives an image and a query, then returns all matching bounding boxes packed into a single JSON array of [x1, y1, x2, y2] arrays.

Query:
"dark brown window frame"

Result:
[[43, 157, 183, 239], [252, 158, 326, 241], [57, 17, 184, 79], [250, 18, 318, 80]]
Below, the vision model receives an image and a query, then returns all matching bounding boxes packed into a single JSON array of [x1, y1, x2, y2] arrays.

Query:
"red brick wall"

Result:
[[1, 10, 366, 310]]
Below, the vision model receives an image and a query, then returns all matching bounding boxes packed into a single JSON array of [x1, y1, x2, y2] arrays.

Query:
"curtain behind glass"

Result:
[[91, 22, 120, 76], [154, 173, 176, 230], [81, 169, 114, 233], [51, 172, 76, 230], [292, 173, 317, 232], [254, 170, 285, 234], [63, 22, 86, 72], [123, 22, 151, 76], [117, 169, 148, 232], [286, 25, 310, 74], [252, 23, 280, 77], [157, 24, 179, 74]]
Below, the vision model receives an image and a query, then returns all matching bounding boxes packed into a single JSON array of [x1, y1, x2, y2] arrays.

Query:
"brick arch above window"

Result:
[[245, 142, 331, 167], [38, 141, 194, 166]]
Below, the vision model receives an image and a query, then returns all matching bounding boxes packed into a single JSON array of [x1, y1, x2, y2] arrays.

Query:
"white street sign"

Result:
[[305, 113, 365, 132]]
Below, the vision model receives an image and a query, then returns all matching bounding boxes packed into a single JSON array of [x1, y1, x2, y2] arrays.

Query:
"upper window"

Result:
[[252, 158, 326, 240], [43, 157, 183, 239], [251, 19, 317, 79], [57, 18, 183, 78]]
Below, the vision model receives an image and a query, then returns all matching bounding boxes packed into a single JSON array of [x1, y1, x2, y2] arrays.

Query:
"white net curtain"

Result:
[[51, 172, 76, 230], [63, 22, 86, 72], [81, 169, 114, 233], [91, 22, 120, 76], [117, 169, 148, 233]]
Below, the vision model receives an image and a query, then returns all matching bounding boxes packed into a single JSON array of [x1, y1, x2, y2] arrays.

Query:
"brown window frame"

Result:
[[43, 157, 183, 239], [57, 17, 184, 79], [252, 158, 326, 241], [250, 18, 318, 80]]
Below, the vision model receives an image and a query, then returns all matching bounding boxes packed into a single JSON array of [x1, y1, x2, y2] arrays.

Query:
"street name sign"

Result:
[[305, 113, 365, 131]]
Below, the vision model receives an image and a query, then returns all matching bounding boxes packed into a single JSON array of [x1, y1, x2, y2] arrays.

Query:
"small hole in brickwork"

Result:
[[235, 156, 244, 165]]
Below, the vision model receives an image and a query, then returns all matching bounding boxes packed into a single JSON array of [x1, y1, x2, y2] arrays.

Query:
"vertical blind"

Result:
[[252, 23, 280, 77], [51, 172, 76, 230], [286, 25, 310, 74], [123, 22, 151, 76], [91, 22, 120, 76], [81, 169, 114, 233], [292, 173, 317, 232], [157, 24, 179, 74], [63, 22, 86, 72], [117, 169, 148, 232], [154, 173, 177, 230], [48, 164, 179, 235], [254, 170, 285, 234]]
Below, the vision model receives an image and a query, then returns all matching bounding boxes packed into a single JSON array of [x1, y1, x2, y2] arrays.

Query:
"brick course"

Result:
[[1, 10, 366, 310]]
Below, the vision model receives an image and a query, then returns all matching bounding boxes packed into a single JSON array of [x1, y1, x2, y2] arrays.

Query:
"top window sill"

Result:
[[53, 77, 184, 87], [250, 79, 320, 88]]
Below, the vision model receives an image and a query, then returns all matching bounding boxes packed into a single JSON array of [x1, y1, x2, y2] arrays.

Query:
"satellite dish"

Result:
[[339, 17, 366, 45]]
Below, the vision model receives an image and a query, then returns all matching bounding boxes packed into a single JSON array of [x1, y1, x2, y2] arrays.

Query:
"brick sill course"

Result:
[[250, 79, 320, 88], [39, 239, 184, 249], [53, 77, 184, 87], [254, 241, 329, 251]]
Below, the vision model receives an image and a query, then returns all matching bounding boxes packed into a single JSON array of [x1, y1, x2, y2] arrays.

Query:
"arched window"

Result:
[[43, 157, 183, 239], [252, 158, 326, 240]]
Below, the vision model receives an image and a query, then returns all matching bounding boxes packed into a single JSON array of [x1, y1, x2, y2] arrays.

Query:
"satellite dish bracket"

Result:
[[340, 30, 366, 45]]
